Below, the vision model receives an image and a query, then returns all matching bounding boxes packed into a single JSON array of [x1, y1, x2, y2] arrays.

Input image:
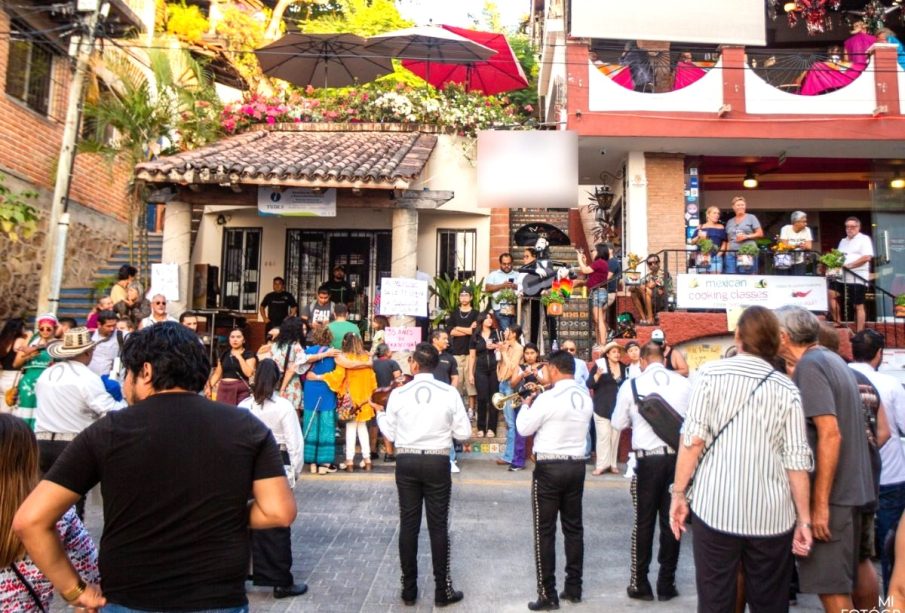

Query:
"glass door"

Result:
[[220, 227, 262, 312], [872, 186, 905, 321]]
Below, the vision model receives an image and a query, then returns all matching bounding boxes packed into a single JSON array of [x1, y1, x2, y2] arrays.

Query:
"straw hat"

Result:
[[601, 341, 624, 355], [47, 327, 97, 359]]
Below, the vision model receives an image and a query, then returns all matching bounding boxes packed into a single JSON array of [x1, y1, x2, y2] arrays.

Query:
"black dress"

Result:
[[470, 333, 499, 434], [587, 362, 627, 419]]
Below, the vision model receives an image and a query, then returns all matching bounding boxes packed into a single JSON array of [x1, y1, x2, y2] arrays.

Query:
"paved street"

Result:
[[67, 460, 824, 612]]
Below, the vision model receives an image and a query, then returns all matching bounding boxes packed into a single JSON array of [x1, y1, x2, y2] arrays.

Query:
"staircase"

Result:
[[57, 234, 163, 323]]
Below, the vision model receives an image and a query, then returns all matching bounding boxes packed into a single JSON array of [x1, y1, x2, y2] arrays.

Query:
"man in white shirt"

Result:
[[829, 217, 873, 332], [849, 329, 905, 591], [376, 343, 471, 608], [484, 252, 518, 332], [87, 310, 121, 376], [139, 294, 178, 329], [560, 340, 590, 387], [35, 327, 126, 517], [517, 350, 593, 610], [612, 342, 691, 601]]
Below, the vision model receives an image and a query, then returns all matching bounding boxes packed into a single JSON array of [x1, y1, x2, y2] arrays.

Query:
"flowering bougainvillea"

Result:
[[220, 82, 531, 138]]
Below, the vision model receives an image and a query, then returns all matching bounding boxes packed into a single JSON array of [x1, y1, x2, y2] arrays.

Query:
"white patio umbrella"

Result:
[[255, 33, 394, 89], [364, 26, 497, 81]]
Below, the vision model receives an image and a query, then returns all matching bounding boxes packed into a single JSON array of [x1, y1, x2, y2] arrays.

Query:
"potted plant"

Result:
[[624, 252, 642, 285], [696, 238, 714, 269], [771, 239, 793, 270], [541, 288, 565, 316], [737, 243, 759, 269], [895, 295, 905, 318], [496, 288, 518, 316], [818, 249, 846, 279]]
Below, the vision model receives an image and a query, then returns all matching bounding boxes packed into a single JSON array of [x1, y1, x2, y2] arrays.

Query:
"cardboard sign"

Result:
[[384, 326, 422, 352], [378, 277, 428, 317]]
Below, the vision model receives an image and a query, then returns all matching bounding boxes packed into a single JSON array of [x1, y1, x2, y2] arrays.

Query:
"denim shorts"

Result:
[[591, 287, 608, 308]]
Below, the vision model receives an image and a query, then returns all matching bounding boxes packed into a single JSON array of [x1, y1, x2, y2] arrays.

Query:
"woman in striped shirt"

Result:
[[669, 305, 814, 612]]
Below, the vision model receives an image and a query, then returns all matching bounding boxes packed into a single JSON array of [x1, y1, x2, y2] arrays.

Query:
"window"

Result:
[[221, 228, 262, 311], [436, 229, 477, 281], [6, 20, 54, 115]]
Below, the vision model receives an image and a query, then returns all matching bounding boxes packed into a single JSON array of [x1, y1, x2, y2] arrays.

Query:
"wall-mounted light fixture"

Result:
[[743, 168, 758, 189], [784, 1, 798, 13], [891, 172, 905, 190]]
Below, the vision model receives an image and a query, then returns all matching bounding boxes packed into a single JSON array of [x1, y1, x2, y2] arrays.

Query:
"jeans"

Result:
[[500, 380, 515, 463], [104, 606, 248, 613], [494, 310, 515, 332], [707, 254, 723, 274], [878, 480, 905, 592]]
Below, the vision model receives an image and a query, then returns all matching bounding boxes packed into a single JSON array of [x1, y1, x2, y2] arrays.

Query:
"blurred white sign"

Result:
[[477, 131, 577, 209], [379, 278, 428, 317], [150, 263, 179, 301], [257, 187, 336, 217]]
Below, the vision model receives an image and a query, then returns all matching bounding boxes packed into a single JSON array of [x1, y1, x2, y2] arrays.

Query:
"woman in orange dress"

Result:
[[321, 333, 377, 472]]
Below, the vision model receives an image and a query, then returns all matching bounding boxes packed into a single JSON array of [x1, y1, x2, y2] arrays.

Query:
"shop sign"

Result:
[[676, 335, 735, 377], [675, 274, 828, 311], [257, 187, 337, 217]]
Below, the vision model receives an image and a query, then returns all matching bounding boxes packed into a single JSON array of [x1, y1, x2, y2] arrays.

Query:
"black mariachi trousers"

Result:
[[630, 454, 680, 591], [395, 454, 454, 592], [251, 527, 293, 587], [532, 459, 585, 600]]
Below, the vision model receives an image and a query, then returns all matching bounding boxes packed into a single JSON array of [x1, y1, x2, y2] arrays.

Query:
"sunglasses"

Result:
[[153, 301, 167, 305], [563, 347, 577, 353], [38, 326, 55, 332], [647, 260, 660, 265]]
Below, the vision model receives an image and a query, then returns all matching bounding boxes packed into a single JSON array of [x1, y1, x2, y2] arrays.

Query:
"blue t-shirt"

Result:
[[606, 258, 622, 292]]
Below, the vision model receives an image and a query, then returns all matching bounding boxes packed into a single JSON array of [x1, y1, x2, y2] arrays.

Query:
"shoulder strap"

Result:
[[10, 563, 47, 613], [631, 378, 641, 403]]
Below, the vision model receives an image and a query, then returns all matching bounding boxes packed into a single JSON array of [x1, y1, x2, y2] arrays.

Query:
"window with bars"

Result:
[[220, 228, 262, 311], [6, 20, 54, 116], [436, 229, 477, 281]]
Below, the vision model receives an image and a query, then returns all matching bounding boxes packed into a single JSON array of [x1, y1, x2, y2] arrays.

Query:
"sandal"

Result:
[[609, 467, 621, 474], [476, 431, 484, 438], [592, 468, 606, 476], [486, 430, 495, 438], [310, 464, 317, 474], [364, 461, 373, 472], [344, 461, 354, 473]]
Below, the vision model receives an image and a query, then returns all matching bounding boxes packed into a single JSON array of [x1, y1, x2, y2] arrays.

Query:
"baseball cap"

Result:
[[651, 329, 666, 344], [459, 288, 473, 296]]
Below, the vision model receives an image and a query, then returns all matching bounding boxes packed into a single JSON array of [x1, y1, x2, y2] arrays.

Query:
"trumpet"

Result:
[[492, 383, 548, 410]]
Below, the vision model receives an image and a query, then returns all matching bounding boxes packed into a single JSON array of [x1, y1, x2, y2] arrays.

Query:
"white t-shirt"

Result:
[[838, 232, 873, 285], [779, 224, 813, 264]]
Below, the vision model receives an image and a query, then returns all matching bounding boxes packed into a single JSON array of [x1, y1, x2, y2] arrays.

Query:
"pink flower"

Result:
[[524, 104, 534, 112], [306, 85, 316, 95], [266, 115, 276, 125]]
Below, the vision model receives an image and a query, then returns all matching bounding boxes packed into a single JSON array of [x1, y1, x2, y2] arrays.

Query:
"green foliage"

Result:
[[818, 249, 846, 269], [165, 2, 209, 43], [215, 5, 268, 89], [737, 243, 759, 257], [496, 288, 518, 304], [896, 294, 905, 307], [300, 0, 412, 37], [697, 238, 714, 253], [429, 274, 487, 326], [90, 276, 117, 302], [506, 33, 538, 112], [541, 290, 565, 306], [0, 174, 38, 243]]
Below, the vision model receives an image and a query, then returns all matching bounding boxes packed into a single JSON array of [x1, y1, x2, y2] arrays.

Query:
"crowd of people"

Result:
[[1, 245, 904, 611]]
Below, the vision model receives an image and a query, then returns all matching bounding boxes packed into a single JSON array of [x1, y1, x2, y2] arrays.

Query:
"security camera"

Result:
[[600, 149, 607, 156]]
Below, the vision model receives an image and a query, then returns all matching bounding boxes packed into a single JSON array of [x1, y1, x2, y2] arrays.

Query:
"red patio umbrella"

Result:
[[400, 25, 528, 95]]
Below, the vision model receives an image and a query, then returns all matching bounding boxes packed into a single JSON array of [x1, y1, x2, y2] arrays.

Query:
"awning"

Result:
[[135, 128, 438, 190]]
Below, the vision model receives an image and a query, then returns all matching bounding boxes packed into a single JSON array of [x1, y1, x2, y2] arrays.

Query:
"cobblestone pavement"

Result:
[[66, 460, 824, 612]]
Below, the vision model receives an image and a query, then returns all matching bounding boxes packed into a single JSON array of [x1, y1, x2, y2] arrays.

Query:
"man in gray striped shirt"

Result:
[[777, 306, 875, 611]]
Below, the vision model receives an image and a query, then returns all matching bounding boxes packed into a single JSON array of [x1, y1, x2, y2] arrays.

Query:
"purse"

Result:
[[336, 376, 361, 422], [5, 371, 22, 408]]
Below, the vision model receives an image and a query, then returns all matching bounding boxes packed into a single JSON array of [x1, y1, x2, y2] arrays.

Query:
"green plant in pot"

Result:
[[541, 289, 565, 317], [736, 242, 759, 268], [895, 294, 905, 317], [696, 238, 714, 268], [818, 249, 846, 278], [496, 288, 519, 316]]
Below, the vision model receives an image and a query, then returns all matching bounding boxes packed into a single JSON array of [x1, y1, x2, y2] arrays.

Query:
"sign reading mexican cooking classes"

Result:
[[378, 277, 428, 317], [257, 187, 337, 217], [675, 274, 828, 311], [384, 327, 422, 352]]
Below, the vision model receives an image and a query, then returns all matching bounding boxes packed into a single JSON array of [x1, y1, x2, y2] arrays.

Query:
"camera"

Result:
[[600, 148, 607, 156]]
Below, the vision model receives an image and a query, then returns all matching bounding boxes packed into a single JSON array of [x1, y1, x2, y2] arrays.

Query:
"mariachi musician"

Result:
[[520, 237, 561, 346]]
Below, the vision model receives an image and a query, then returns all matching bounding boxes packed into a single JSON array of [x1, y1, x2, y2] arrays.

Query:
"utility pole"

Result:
[[36, 1, 107, 315]]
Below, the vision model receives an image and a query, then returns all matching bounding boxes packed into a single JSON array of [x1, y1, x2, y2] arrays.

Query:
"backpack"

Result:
[[631, 369, 684, 450]]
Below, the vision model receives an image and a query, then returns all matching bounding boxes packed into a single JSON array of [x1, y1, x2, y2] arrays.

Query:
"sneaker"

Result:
[[450, 461, 461, 474], [508, 465, 524, 472], [384, 453, 396, 462]]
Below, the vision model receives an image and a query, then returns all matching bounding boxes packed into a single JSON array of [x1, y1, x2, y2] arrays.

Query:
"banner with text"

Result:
[[675, 274, 828, 311], [257, 187, 337, 217], [384, 327, 422, 352], [379, 277, 429, 317]]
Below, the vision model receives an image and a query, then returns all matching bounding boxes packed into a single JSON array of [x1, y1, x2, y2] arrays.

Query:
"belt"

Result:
[[635, 446, 676, 459], [535, 453, 587, 462], [35, 432, 78, 442], [395, 447, 450, 456]]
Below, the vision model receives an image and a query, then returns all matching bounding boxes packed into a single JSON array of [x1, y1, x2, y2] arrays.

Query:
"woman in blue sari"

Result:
[[303, 326, 337, 474]]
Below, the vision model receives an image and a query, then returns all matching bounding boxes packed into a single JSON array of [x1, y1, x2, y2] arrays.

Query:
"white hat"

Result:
[[46, 327, 97, 359], [651, 329, 666, 343]]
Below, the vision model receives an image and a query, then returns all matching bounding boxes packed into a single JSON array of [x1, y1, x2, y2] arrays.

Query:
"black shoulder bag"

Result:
[[687, 369, 775, 496]]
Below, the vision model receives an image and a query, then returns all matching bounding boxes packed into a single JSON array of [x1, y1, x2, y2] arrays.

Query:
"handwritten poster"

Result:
[[379, 278, 428, 317], [150, 263, 179, 301], [384, 326, 422, 352]]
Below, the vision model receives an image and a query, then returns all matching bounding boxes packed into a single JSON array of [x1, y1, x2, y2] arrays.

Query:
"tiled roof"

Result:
[[135, 128, 438, 189]]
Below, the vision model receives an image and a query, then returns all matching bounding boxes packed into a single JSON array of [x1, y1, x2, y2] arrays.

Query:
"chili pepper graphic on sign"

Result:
[[791, 290, 812, 298]]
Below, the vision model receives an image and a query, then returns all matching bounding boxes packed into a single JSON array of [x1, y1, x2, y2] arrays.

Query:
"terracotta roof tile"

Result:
[[135, 129, 438, 189]]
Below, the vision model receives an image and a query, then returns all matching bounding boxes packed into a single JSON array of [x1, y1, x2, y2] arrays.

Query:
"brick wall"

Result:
[[0, 10, 132, 221], [488, 207, 510, 269], [644, 153, 686, 257]]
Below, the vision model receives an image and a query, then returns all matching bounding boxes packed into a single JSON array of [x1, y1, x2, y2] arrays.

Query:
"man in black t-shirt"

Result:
[[260, 276, 299, 333], [321, 265, 357, 307], [431, 329, 459, 387], [14, 323, 299, 611], [446, 289, 477, 415]]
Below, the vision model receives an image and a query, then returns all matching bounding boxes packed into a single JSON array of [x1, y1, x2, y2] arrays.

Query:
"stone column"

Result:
[[625, 151, 648, 259], [391, 205, 419, 370], [161, 200, 192, 317]]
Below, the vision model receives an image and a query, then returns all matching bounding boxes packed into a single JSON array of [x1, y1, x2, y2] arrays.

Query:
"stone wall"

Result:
[[0, 171, 126, 318]]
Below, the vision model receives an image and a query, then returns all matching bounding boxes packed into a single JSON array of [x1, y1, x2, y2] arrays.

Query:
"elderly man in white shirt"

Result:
[[517, 350, 593, 611], [849, 329, 905, 591], [611, 341, 691, 602], [34, 327, 126, 517], [376, 342, 471, 608], [829, 216, 874, 331]]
